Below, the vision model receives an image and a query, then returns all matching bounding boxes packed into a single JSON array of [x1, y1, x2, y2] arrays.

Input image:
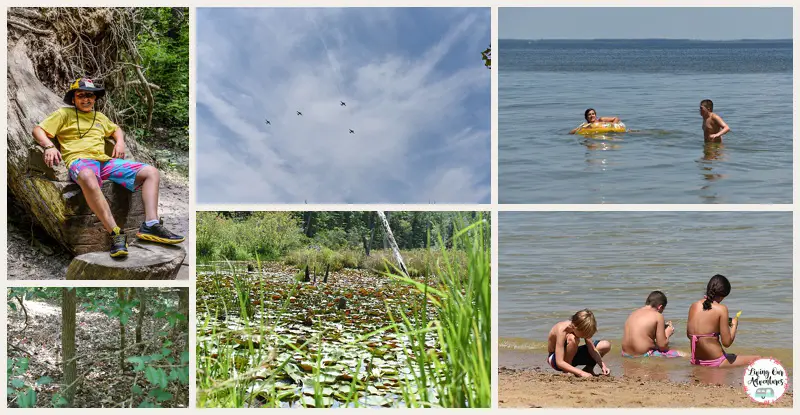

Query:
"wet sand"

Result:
[[499, 366, 793, 408]]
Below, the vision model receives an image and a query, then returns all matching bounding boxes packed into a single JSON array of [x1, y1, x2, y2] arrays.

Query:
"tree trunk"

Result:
[[135, 287, 145, 353], [382, 211, 390, 249], [304, 211, 314, 238], [376, 211, 408, 276], [117, 288, 126, 372], [175, 288, 189, 340], [61, 287, 77, 404], [65, 242, 186, 280]]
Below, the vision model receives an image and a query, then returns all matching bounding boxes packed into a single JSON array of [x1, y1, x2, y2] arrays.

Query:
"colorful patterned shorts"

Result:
[[68, 158, 149, 191]]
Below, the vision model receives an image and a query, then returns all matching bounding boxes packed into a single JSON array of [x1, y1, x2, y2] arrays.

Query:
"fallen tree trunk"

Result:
[[376, 211, 408, 277], [7, 39, 145, 255]]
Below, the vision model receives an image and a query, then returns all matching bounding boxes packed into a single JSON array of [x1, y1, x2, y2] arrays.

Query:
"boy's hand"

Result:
[[43, 147, 62, 167], [665, 322, 675, 338], [112, 141, 126, 159], [579, 371, 593, 378], [600, 362, 610, 376]]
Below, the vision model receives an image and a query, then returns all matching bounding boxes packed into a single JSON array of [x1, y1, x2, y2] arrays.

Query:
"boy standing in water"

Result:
[[699, 99, 731, 142], [546, 309, 612, 377], [621, 291, 685, 358]]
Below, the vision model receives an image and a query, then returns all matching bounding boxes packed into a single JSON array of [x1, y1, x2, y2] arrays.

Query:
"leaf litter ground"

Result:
[[7, 299, 188, 408], [197, 262, 443, 408]]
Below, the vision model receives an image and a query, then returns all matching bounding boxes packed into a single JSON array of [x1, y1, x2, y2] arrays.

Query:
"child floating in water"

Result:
[[699, 99, 730, 142], [621, 291, 685, 358], [569, 108, 622, 134], [686, 274, 760, 367], [546, 309, 611, 377]]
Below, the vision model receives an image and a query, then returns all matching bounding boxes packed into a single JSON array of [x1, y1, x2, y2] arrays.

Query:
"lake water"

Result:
[[498, 40, 792, 204], [498, 212, 793, 386]]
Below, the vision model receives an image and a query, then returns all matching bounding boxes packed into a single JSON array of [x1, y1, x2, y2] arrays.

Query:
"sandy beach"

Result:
[[499, 366, 793, 408]]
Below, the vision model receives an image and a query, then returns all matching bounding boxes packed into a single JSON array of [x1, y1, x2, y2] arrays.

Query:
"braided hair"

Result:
[[703, 274, 731, 310]]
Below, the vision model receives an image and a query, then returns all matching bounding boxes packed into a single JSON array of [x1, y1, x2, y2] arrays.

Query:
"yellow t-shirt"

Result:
[[38, 107, 119, 168]]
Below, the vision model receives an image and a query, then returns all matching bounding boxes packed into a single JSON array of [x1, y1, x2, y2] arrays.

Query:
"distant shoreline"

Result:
[[498, 38, 792, 43]]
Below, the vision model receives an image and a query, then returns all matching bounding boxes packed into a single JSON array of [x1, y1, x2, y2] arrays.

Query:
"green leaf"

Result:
[[145, 366, 160, 386], [131, 384, 143, 395], [8, 301, 17, 311], [36, 376, 53, 385], [18, 387, 36, 408], [7, 387, 15, 395], [18, 357, 29, 371], [161, 347, 172, 356], [180, 351, 189, 364], [52, 393, 68, 408], [127, 356, 147, 372], [120, 313, 130, 325], [11, 378, 25, 389], [138, 401, 156, 408], [149, 388, 173, 402], [157, 368, 168, 389]]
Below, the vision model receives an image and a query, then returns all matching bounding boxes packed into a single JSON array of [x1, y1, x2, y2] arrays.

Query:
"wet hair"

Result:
[[571, 309, 597, 338], [700, 99, 713, 112], [645, 291, 668, 309], [703, 274, 731, 310], [584, 108, 596, 121]]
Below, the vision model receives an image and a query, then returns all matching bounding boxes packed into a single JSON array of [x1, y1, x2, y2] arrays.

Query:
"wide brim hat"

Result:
[[63, 77, 106, 105]]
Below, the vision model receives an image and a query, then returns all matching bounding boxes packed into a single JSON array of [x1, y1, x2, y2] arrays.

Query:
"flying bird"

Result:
[[264, 119, 270, 125], [349, 129, 355, 134], [297, 111, 303, 116], [340, 101, 346, 107]]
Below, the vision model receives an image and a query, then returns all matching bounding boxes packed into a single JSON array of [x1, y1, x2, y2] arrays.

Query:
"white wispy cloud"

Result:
[[196, 8, 491, 204]]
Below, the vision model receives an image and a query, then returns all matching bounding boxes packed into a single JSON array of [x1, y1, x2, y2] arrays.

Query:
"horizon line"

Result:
[[499, 38, 792, 42]]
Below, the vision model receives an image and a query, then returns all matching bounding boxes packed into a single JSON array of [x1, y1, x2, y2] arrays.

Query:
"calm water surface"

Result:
[[498, 212, 793, 386], [499, 40, 792, 204]]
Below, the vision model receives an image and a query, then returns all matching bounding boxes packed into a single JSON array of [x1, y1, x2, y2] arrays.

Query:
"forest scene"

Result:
[[7, 7, 189, 279], [7, 287, 189, 408], [196, 211, 491, 408]]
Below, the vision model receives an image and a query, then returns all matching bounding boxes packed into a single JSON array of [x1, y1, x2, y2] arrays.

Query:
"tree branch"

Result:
[[7, 18, 52, 35]]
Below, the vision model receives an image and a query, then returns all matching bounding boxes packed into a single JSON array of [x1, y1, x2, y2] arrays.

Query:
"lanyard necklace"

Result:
[[74, 106, 97, 139]]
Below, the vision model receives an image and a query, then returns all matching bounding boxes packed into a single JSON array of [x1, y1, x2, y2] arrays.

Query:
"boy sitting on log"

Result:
[[32, 77, 184, 257]]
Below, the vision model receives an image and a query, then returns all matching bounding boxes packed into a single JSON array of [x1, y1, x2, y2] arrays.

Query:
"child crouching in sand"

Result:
[[622, 291, 685, 358], [547, 309, 611, 377]]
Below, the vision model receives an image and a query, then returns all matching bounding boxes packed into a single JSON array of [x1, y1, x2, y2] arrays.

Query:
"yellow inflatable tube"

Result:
[[576, 122, 627, 135]]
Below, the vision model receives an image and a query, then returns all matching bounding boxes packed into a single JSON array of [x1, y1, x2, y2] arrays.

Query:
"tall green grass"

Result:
[[384, 214, 491, 407]]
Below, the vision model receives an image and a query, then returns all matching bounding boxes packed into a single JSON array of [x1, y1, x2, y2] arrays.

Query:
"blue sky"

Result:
[[196, 8, 491, 204], [500, 7, 792, 40]]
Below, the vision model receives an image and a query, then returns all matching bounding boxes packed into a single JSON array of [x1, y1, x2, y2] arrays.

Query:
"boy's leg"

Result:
[[70, 160, 128, 257], [72, 162, 117, 232], [595, 340, 612, 357], [101, 160, 184, 244], [134, 165, 159, 222]]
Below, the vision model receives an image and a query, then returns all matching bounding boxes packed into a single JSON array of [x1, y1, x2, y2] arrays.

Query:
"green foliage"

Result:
[[481, 45, 491, 69], [197, 212, 306, 261], [7, 357, 56, 408], [198, 211, 490, 264], [130, 8, 190, 152], [126, 307, 189, 408]]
